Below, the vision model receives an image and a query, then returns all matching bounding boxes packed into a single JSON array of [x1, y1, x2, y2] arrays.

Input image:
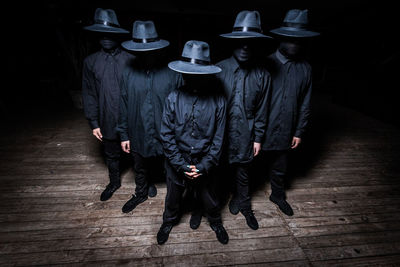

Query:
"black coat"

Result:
[[161, 85, 226, 179], [82, 48, 135, 140], [262, 50, 312, 151], [118, 63, 182, 158], [216, 56, 271, 164]]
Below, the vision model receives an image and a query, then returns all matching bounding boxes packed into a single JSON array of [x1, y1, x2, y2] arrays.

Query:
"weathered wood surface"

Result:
[[0, 93, 399, 266]]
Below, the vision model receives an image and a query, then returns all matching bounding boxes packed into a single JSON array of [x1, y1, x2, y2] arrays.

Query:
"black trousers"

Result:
[[103, 139, 121, 185], [132, 151, 164, 197], [162, 160, 221, 225], [230, 162, 252, 211], [265, 150, 289, 200]]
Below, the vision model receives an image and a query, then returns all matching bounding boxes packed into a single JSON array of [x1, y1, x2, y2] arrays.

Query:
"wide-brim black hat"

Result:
[[84, 8, 129, 34], [270, 27, 319, 38], [168, 61, 221, 75], [220, 10, 272, 39], [168, 40, 221, 75], [122, 20, 169, 51], [122, 39, 170, 51], [271, 9, 320, 38]]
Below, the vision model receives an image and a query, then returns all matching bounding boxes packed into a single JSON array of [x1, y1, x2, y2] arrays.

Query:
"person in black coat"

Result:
[[157, 40, 229, 245], [82, 8, 134, 201], [261, 9, 320, 216], [216, 10, 272, 230], [117, 20, 182, 213]]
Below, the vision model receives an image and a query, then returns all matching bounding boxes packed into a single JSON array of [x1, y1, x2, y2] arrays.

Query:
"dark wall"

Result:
[[4, 1, 398, 126]]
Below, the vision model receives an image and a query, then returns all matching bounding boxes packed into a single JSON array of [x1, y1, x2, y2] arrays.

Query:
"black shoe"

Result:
[[100, 183, 121, 201], [122, 194, 148, 213], [228, 198, 239, 215], [190, 211, 202, 229], [241, 209, 259, 230], [210, 222, 229, 244], [269, 195, 294, 216], [157, 223, 173, 245], [148, 184, 157, 198]]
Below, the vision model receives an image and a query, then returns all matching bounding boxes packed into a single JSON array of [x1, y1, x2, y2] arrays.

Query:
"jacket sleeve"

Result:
[[117, 70, 129, 142], [160, 92, 187, 171], [253, 70, 271, 143], [81, 59, 99, 129], [294, 68, 312, 138], [197, 96, 227, 174]]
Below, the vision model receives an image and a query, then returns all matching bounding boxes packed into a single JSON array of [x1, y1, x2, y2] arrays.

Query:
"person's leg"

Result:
[[269, 150, 293, 216], [121, 152, 148, 213], [189, 186, 203, 230], [100, 139, 121, 201], [234, 163, 259, 230], [158, 161, 185, 245], [147, 156, 164, 197], [200, 175, 229, 244]]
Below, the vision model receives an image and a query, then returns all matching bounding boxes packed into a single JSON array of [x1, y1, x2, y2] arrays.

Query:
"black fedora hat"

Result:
[[270, 9, 320, 38], [122, 20, 169, 51], [220, 10, 272, 39], [168, 40, 221, 75], [84, 8, 129, 34]]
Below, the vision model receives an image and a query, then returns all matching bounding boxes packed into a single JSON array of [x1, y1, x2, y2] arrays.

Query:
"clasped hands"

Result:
[[182, 165, 202, 180]]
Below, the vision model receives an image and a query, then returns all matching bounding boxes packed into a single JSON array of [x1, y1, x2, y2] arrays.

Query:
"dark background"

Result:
[[3, 1, 399, 127]]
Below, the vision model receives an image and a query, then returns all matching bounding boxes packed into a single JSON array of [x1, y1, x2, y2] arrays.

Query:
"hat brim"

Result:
[[121, 39, 169, 51], [84, 24, 129, 34], [168, 61, 221, 75], [220, 31, 272, 39], [270, 27, 320, 38]]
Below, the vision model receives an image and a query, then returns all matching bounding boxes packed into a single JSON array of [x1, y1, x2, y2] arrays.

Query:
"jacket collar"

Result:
[[276, 49, 290, 65]]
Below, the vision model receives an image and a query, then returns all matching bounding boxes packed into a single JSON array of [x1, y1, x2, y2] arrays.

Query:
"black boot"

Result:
[[100, 183, 121, 201], [210, 222, 229, 244], [269, 195, 294, 216], [148, 184, 157, 198], [189, 211, 202, 230], [228, 197, 240, 215], [157, 223, 173, 245], [241, 209, 259, 230], [122, 194, 148, 213]]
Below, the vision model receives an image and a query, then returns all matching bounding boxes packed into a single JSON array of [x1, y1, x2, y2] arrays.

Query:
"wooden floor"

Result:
[[1, 93, 400, 266]]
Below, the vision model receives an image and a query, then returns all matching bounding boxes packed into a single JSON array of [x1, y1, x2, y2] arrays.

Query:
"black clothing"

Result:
[[132, 151, 164, 197], [118, 64, 182, 158], [230, 163, 252, 210], [161, 85, 226, 226], [161, 87, 226, 179], [162, 160, 221, 225], [103, 138, 122, 185], [262, 50, 312, 151], [265, 150, 289, 200], [82, 47, 135, 140], [216, 56, 271, 164]]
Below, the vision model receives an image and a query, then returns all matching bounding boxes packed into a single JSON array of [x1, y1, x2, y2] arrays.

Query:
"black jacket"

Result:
[[216, 56, 271, 164], [161, 85, 226, 179], [82, 47, 135, 140], [262, 50, 312, 151], [118, 63, 182, 158]]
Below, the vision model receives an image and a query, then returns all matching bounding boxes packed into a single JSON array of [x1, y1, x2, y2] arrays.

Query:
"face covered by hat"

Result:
[[84, 8, 129, 34], [270, 9, 320, 38], [168, 40, 221, 75], [122, 20, 169, 51]]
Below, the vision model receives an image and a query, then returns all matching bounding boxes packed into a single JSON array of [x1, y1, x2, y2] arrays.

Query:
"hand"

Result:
[[253, 142, 261, 156], [121, 141, 130, 153], [291, 137, 301, 149], [184, 165, 202, 179], [92, 128, 103, 141]]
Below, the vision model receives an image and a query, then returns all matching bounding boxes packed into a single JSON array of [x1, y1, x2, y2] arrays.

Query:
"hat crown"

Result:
[[233, 10, 262, 30], [94, 8, 120, 26], [283, 9, 308, 25], [181, 40, 210, 62], [132, 20, 158, 39]]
